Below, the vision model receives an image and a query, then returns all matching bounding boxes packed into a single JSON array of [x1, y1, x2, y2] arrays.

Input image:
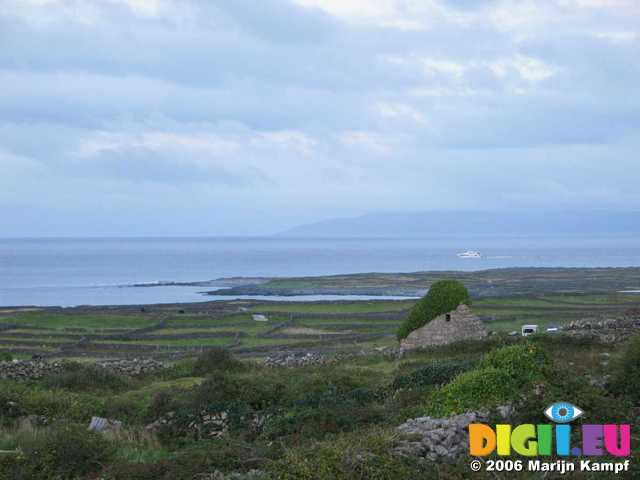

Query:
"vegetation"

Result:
[[42, 362, 131, 392], [426, 343, 552, 416], [0, 424, 115, 479], [1, 291, 638, 358], [0, 327, 636, 478], [191, 348, 246, 376], [609, 332, 640, 402], [1, 280, 639, 478], [397, 280, 471, 340]]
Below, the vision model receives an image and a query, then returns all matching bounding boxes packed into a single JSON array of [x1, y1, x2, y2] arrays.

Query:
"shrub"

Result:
[[193, 371, 283, 410], [0, 381, 104, 423], [609, 333, 640, 402], [42, 362, 129, 392], [392, 360, 474, 391], [0, 351, 13, 362], [0, 386, 24, 425], [0, 424, 115, 479], [397, 280, 471, 340], [427, 367, 517, 417], [192, 348, 245, 376], [477, 342, 552, 387], [263, 402, 385, 441], [268, 428, 425, 480], [103, 396, 148, 425], [262, 374, 386, 441], [426, 343, 553, 417]]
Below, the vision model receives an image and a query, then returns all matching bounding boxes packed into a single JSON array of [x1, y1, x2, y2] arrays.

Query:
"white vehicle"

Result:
[[521, 324, 539, 336], [457, 250, 481, 259]]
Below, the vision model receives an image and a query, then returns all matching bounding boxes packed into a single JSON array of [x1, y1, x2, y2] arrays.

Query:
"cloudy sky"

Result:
[[1, 0, 639, 236]]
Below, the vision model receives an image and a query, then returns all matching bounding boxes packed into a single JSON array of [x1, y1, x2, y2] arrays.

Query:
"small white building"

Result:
[[252, 314, 269, 322], [521, 324, 538, 336]]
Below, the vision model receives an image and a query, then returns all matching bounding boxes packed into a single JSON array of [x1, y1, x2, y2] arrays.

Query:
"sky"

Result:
[[0, 0, 639, 236]]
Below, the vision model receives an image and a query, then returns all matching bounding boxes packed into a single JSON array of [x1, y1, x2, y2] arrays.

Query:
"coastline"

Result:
[[2, 266, 640, 310]]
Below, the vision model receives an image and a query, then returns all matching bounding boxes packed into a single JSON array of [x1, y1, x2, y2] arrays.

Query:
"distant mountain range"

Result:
[[279, 211, 640, 237]]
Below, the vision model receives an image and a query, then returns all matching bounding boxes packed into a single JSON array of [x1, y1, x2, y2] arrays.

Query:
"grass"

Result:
[[113, 377, 204, 405], [1, 312, 156, 330], [251, 300, 415, 314], [2, 292, 638, 359]]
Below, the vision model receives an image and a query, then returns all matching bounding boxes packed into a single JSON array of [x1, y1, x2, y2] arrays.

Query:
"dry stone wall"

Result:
[[564, 316, 640, 343], [0, 358, 165, 380]]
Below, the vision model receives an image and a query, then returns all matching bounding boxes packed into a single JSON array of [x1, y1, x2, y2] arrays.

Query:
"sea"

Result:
[[1, 235, 639, 307]]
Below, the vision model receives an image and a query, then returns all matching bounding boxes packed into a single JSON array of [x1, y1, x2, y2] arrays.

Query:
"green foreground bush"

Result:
[[42, 362, 130, 392], [397, 280, 471, 340], [0, 424, 115, 480], [609, 333, 640, 402], [269, 428, 425, 480], [391, 359, 473, 391], [0, 381, 104, 424], [426, 343, 552, 416], [192, 348, 246, 376]]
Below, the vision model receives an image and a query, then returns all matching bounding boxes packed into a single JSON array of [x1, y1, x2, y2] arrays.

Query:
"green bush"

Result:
[[392, 360, 474, 391], [426, 343, 552, 417], [192, 348, 246, 376], [263, 402, 385, 441], [397, 280, 471, 340], [268, 428, 425, 480], [426, 367, 517, 417], [0, 386, 24, 425], [610, 333, 640, 402], [261, 369, 386, 441], [42, 362, 130, 392], [0, 381, 105, 423], [477, 342, 552, 387], [0, 424, 115, 480], [193, 371, 283, 411], [0, 351, 13, 362]]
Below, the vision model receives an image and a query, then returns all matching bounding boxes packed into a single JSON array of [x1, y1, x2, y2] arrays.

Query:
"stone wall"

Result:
[[0, 358, 165, 380], [563, 316, 640, 343], [400, 304, 487, 352]]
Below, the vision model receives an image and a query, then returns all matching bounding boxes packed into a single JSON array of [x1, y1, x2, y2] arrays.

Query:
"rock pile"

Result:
[[145, 409, 231, 439], [195, 470, 268, 480], [89, 416, 123, 434], [394, 411, 488, 462], [0, 360, 63, 380], [263, 352, 329, 368], [263, 348, 399, 368], [96, 358, 165, 376]]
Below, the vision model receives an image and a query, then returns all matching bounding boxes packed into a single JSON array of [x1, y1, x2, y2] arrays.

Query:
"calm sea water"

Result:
[[1, 236, 639, 307]]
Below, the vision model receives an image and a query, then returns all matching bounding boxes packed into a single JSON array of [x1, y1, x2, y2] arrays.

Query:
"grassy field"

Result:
[[0, 290, 638, 360]]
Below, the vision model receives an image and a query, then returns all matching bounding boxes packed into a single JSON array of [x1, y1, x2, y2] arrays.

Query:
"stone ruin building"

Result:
[[400, 304, 488, 352]]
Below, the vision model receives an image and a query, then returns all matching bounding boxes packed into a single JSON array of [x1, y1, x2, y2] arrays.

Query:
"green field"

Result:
[[1, 290, 638, 359]]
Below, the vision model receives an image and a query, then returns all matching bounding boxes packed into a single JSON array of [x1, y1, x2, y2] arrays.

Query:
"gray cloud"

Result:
[[0, 0, 638, 236]]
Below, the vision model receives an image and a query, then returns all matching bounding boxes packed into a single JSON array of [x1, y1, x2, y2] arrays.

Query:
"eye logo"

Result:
[[544, 402, 584, 423]]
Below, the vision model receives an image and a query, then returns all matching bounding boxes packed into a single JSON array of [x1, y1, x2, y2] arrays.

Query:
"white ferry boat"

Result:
[[457, 250, 481, 259]]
